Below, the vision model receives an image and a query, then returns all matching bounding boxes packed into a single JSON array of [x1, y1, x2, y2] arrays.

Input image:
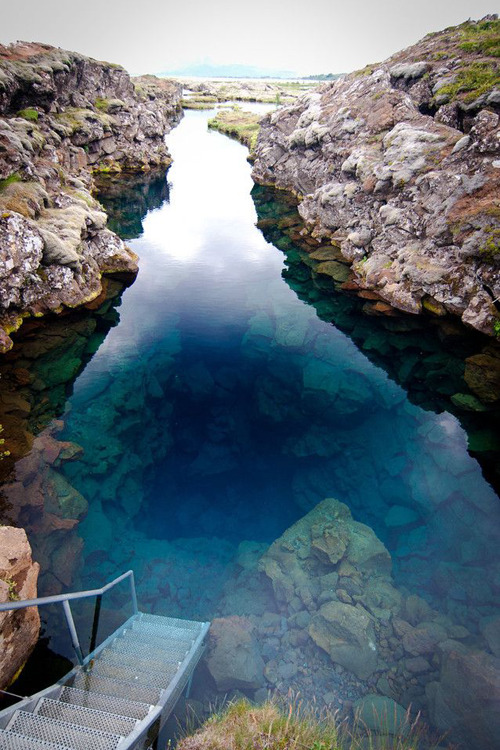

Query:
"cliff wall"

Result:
[[252, 17, 500, 336], [0, 526, 40, 690], [0, 42, 182, 352]]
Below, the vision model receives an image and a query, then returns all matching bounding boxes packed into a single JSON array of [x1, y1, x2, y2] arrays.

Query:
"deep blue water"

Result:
[[51, 108, 500, 633], [1, 106, 499, 739]]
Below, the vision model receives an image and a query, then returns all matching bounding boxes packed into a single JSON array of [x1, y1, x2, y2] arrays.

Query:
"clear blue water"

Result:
[[1, 106, 499, 742], [56, 108, 500, 627]]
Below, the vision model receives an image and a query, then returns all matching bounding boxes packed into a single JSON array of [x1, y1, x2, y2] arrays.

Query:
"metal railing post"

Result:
[[62, 599, 84, 666], [130, 571, 138, 615], [89, 594, 102, 656]]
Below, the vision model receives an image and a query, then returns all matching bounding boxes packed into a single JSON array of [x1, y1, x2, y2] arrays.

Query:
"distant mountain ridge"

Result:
[[162, 62, 298, 79]]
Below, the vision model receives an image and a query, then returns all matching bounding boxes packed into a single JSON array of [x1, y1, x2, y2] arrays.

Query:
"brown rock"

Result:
[[0, 526, 40, 689], [309, 600, 378, 679], [464, 352, 500, 403]]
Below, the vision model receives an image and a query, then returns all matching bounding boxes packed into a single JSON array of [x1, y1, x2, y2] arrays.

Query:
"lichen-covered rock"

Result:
[[0, 42, 182, 350], [252, 17, 500, 336], [0, 526, 40, 689]]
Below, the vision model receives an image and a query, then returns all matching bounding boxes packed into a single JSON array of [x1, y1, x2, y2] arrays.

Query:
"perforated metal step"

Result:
[[139, 613, 202, 630], [0, 730, 72, 750], [6, 711, 122, 750], [91, 660, 179, 690], [71, 672, 161, 706], [59, 686, 151, 721], [117, 631, 195, 654], [104, 642, 190, 668], [131, 615, 203, 637], [36, 698, 138, 736]]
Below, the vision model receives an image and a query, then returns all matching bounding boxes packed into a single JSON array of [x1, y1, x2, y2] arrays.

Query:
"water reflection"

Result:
[[95, 170, 170, 241]]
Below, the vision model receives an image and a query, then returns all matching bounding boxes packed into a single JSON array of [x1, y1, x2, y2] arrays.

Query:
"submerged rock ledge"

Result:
[[252, 16, 500, 336], [0, 42, 182, 352]]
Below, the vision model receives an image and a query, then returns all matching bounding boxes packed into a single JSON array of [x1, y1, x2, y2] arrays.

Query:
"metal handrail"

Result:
[[0, 570, 138, 666]]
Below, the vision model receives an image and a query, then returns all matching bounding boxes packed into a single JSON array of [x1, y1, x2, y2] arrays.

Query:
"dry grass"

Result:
[[174, 694, 436, 750]]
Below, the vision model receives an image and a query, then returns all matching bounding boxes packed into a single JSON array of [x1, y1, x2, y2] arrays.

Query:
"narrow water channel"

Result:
[[1, 106, 499, 745]]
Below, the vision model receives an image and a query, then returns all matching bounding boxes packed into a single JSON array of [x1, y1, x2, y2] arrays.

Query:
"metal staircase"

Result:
[[0, 571, 210, 749]]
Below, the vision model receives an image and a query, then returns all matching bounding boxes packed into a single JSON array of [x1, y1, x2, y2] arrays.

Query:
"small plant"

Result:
[[494, 319, 500, 337], [0, 424, 10, 460], [17, 107, 39, 122], [1, 577, 19, 601], [0, 173, 21, 192]]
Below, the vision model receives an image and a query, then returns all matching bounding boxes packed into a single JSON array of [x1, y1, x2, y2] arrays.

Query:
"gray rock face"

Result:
[[252, 20, 500, 336], [0, 526, 40, 689], [0, 42, 182, 351]]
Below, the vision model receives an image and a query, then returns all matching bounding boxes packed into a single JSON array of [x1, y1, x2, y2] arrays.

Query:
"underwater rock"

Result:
[[427, 648, 500, 750], [309, 600, 378, 679], [353, 694, 410, 736], [464, 351, 500, 403], [0, 526, 40, 690], [259, 499, 397, 678], [205, 616, 266, 691]]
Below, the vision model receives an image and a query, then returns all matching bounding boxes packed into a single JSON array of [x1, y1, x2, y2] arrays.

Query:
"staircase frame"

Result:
[[0, 571, 210, 749]]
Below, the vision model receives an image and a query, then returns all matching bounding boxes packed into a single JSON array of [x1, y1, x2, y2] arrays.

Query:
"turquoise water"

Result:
[[1, 107, 499, 743], [58, 109, 500, 625]]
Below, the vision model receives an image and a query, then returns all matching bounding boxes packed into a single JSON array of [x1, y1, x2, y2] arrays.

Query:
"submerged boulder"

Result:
[[259, 498, 399, 678], [427, 648, 500, 750], [205, 616, 266, 691], [309, 600, 378, 679]]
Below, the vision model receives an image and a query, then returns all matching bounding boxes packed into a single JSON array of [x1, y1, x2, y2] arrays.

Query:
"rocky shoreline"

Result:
[[0, 42, 182, 352], [252, 17, 500, 337]]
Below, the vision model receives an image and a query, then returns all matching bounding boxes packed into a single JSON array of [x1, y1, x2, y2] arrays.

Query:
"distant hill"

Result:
[[302, 73, 344, 81], [162, 62, 298, 79]]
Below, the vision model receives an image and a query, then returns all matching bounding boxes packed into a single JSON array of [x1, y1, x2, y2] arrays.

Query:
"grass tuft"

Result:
[[436, 61, 500, 102], [175, 693, 436, 750]]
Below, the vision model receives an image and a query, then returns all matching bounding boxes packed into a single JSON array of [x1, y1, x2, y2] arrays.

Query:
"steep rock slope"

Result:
[[252, 17, 500, 336], [0, 42, 182, 352]]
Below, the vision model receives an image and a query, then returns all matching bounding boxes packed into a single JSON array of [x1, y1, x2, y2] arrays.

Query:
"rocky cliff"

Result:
[[0, 42, 182, 352], [252, 17, 500, 336], [0, 526, 40, 689]]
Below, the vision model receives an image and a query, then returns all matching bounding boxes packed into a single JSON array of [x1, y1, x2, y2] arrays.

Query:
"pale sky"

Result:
[[1, 0, 498, 76]]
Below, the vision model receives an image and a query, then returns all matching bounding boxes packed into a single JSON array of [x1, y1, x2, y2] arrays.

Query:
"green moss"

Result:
[[436, 61, 500, 102], [94, 97, 109, 111], [17, 107, 39, 122], [479, 227, 500, 260], [459, 18, 500, 57], [0, 173, 21, 192]]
